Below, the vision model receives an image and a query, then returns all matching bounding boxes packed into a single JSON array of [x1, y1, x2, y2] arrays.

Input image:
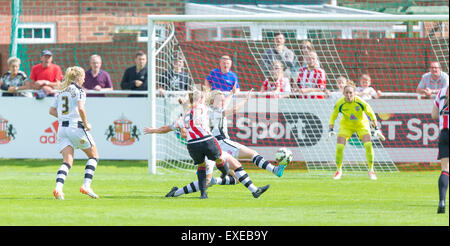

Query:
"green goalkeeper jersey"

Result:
[[329, 96, 377, 128]]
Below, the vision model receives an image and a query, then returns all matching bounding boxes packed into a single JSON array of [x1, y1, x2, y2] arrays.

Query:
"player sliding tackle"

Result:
[[207, 87, 286, 177], [143, 90, 270, 199], [328, 84, 385, 180]]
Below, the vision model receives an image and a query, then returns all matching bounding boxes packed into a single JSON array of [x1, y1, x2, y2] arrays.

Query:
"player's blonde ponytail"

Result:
[[59, 66, 85, 90], [207, 89, 224, 106], [192, 89, 204, 106]]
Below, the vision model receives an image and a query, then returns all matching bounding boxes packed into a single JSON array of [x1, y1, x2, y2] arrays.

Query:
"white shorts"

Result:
[[218, 139, 243, 159], [57, 126, 96, 152]]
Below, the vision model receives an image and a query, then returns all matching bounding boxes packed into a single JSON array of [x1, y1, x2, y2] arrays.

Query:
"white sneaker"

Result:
[[53, 189, 64, 200], [333, 170, 343, 180], [80, 186, 99, 199], [368, 171, 377, 180]]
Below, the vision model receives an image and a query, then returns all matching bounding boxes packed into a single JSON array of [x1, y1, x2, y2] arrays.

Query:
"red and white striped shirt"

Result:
[[178, 104, 212, 142], [296, 67, 327, 99], [261, 77, 291, 98], [434, 86, 449, 130]]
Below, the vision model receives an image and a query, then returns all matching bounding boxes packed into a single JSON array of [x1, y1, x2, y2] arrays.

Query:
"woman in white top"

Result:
[[356, 74, 382, 100], [49, 66, 99, 200], [327, 76, 348, 101], [0, 57, 31, 97]]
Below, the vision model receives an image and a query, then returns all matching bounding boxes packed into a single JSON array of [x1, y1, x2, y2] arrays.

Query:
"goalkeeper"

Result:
[[328, 84, 385, 180]]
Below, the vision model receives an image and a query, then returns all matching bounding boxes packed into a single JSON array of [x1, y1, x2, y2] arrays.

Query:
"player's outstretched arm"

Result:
[[431, 103, 439, 120], [225, 89, 252, 117], [143, 125, 173, 135]]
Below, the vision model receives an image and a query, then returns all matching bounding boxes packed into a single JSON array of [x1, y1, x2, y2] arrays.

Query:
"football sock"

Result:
[[56, 162, 71, 190], [439, 171, 449, 205], [234, 167, 258, 193], [83, 158, 98, 188], [174, 181, 199, 197], [197, 166, 207, 197], [364, 142, 374, 171], [335, 144, 345, 171], [215, 160, 228, 177], [214, 175, 237, 185], [252, 154, 276, 174]]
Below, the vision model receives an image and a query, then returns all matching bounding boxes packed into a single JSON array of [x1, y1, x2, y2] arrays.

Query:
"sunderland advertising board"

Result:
[[0, 97, 149, 160]]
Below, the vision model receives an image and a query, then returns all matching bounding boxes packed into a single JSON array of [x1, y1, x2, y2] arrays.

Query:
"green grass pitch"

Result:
[[0, 159, 448, 226]]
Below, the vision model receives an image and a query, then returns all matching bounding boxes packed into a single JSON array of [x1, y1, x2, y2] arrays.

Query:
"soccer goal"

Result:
[[147, 14, 449, 174]]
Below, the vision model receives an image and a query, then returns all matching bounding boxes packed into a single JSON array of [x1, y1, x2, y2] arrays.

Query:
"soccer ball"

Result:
[[275, 147, 293, 165]]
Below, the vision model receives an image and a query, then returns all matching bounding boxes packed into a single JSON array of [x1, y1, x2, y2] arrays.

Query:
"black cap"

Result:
[[40, 49, 53, 56]]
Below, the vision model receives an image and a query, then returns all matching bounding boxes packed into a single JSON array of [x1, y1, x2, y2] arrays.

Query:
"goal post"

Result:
[[147, 14, 449, 174]]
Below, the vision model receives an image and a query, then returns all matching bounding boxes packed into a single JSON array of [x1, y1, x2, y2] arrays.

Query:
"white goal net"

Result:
[[147, 14, 449, 174]]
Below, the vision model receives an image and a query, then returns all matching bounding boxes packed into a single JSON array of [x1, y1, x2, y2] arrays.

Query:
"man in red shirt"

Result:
[[30, 50, 63, 99], [296, 51, 327, 99]]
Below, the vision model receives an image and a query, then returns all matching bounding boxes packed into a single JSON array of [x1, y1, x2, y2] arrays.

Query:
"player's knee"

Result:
[[441, 158, 449, 172], [336, 143, 345, 151]]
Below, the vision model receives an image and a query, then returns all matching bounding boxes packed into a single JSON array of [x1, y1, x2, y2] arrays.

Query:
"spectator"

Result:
[[356, 74, 382, 100], [300, 40, 321, 68], [158, 56, 191, 94], [295, 51, 327, 99], [29, 49, 63, 99], [260, 60, 291, 98], [120, 51, 148, 97], [204, 55, 239, 92], [326, 76, 348, 100], [0, 57, 31, 97], [84, 54, 113, 97], [417, 61, 449, 98], [261, 33, 299, 81]]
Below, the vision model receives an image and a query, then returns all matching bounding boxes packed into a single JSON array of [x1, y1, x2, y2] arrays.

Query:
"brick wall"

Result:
[[1, 0, 184, 44], [0, 0, 185, 75]]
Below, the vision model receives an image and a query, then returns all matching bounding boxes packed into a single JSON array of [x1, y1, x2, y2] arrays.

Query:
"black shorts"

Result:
[[438, 129, 449, 160], [187, 136, 222, 165]]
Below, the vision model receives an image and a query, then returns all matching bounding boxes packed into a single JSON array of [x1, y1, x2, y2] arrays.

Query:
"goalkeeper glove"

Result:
[[327, 128, 336, 140], [373, 126, 385, 141]]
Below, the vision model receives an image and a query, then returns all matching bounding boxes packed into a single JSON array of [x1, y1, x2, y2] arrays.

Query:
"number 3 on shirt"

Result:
[[62, 96, 69, 115]]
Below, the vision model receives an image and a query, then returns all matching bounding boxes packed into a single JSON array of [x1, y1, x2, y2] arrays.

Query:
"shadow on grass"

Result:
[[0, 195, 201, 201], [0, 159, 148, 168], [99, 195, 203, 200]]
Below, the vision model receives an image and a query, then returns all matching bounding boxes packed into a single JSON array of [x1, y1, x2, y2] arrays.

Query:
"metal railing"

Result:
[[0, 89, 437, 99]]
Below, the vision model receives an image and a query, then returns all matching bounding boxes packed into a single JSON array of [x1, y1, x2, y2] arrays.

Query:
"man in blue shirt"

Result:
[[204, 55, 240, 92]]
